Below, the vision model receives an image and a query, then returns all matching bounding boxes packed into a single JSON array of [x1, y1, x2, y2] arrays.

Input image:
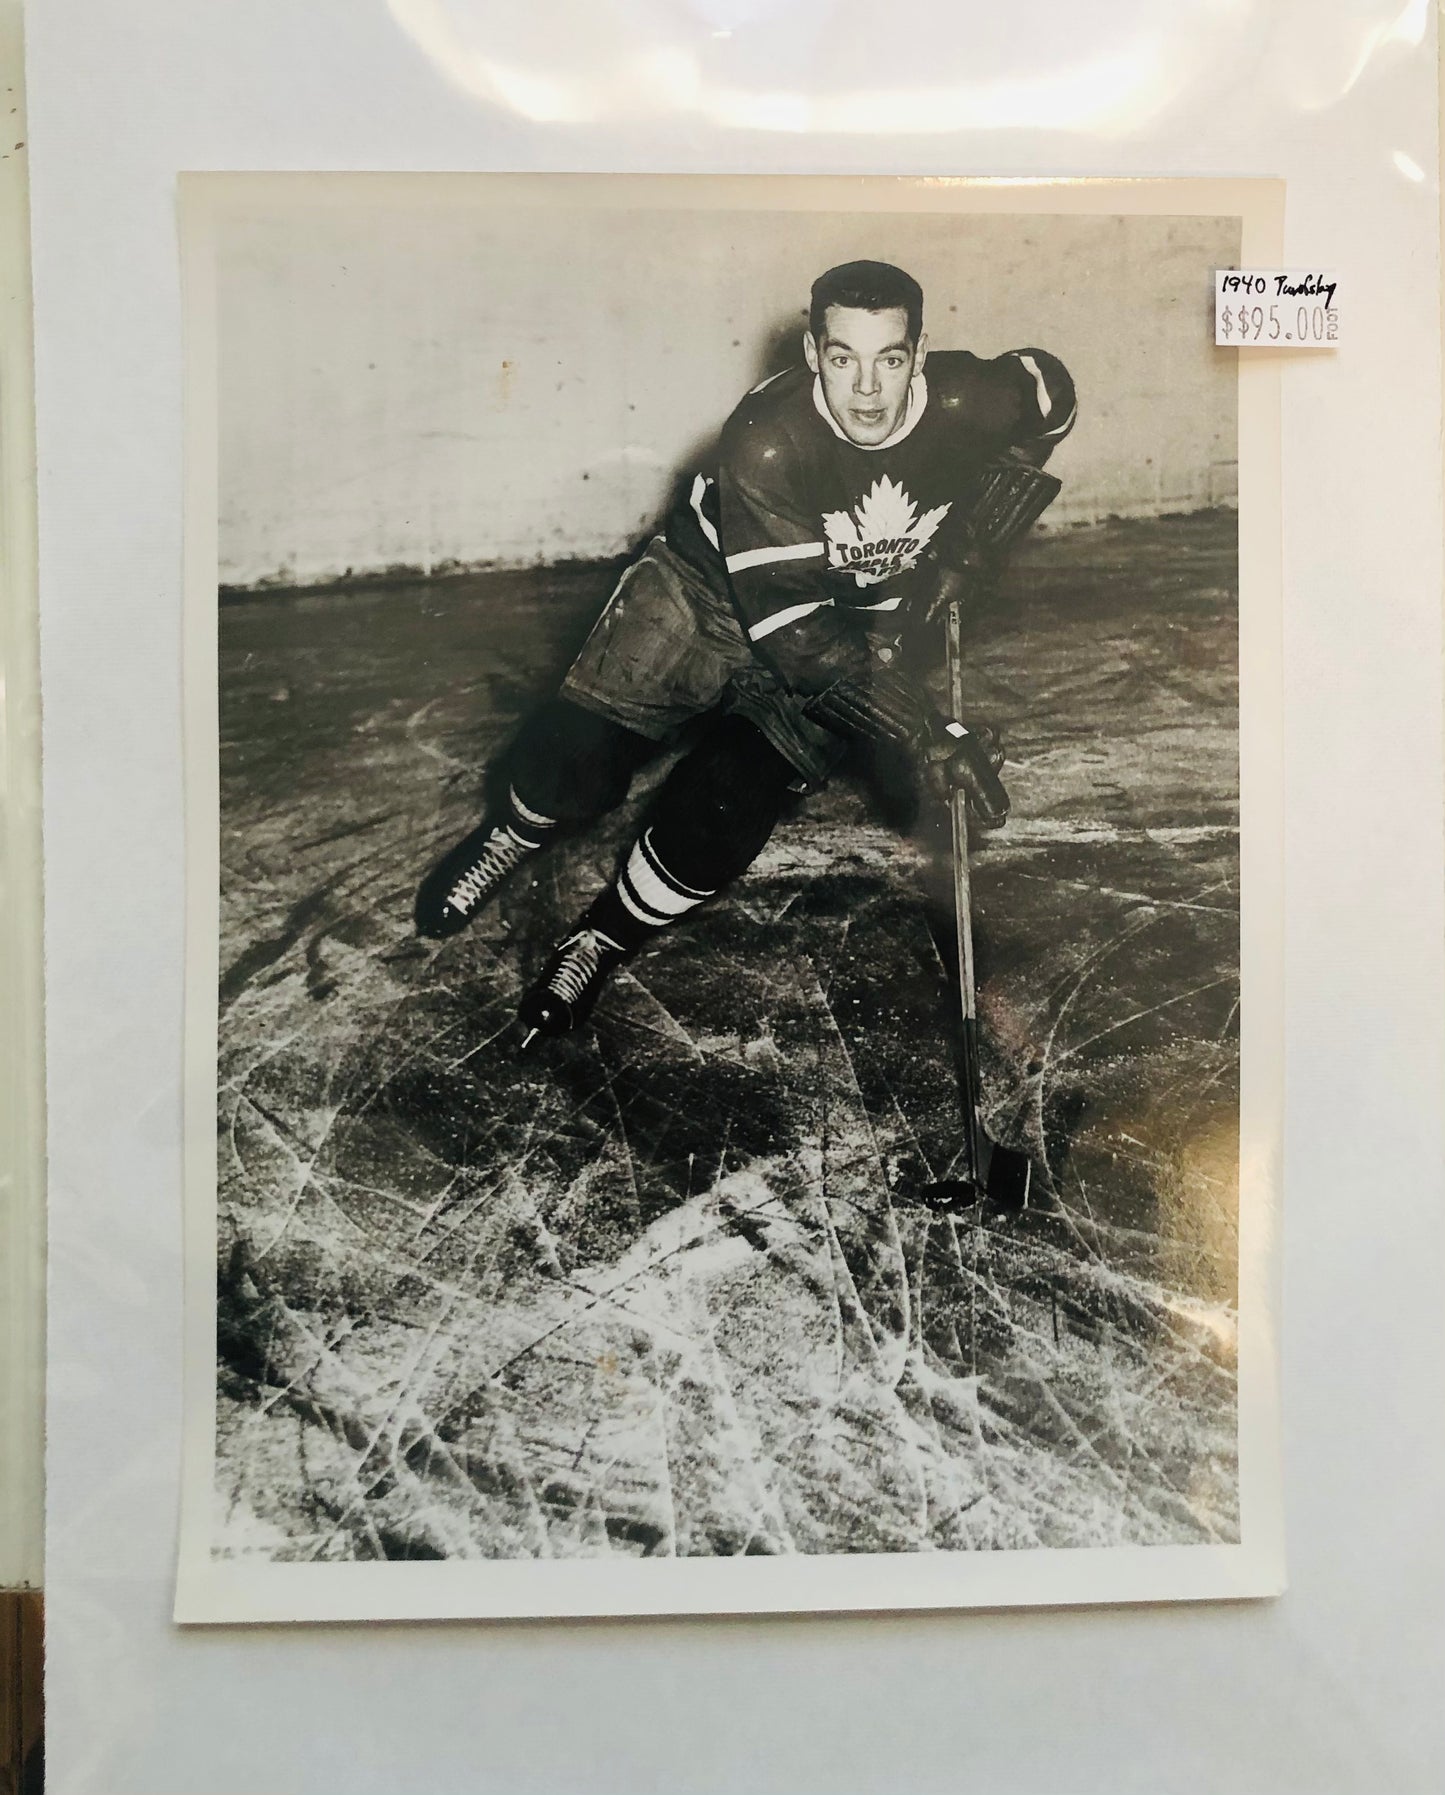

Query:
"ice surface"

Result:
[[214, 515, 1240, 1560]]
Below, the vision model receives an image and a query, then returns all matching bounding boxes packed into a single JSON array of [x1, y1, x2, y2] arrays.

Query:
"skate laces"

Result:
[[548, 929, 616, 1004], [447, 827, 531, 911]]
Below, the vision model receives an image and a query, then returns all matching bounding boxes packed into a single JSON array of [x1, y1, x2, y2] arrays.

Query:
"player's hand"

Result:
[[925, 719, 1009, 825], [914, 554, 998, 628]]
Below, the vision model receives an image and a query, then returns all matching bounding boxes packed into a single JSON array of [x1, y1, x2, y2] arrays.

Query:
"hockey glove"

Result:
[[805, 660, 933, 747], [924, 719, 1010, 827], [807, 664, 1010, 826], [967, 458, 1062, 563], [914, 458, 1065, 625]]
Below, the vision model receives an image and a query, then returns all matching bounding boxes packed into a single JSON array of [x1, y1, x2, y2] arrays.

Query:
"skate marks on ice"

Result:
[[213, 514, 1241, 1560], [215, 833, 1238, 1560]]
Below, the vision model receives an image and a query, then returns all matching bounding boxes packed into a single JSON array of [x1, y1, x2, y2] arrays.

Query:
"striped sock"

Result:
[[588, 827, 715, 952], [504, 783, 557, 851]]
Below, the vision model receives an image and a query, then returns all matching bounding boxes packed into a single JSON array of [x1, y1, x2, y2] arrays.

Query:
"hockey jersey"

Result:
[[665, 347, 1075, 692]]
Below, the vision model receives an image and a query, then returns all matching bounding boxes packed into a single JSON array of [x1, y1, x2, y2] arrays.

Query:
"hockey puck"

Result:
[[915, 1179, 982, 1215]]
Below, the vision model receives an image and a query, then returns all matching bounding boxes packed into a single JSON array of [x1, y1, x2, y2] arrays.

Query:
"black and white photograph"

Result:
[[179, 175, 1283, 1619]]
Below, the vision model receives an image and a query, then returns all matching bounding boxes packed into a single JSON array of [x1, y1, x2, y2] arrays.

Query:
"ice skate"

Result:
[[518, 927, 629, 1036], [414, 820, 538, 939]]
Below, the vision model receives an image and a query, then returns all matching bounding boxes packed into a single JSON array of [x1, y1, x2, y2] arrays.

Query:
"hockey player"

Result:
[[414, 260, 1075, 1036]]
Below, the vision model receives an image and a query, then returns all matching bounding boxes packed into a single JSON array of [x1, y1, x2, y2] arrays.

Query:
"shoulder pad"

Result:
[[1000, 347, 1076, 444], [720, 367, 812, 482]]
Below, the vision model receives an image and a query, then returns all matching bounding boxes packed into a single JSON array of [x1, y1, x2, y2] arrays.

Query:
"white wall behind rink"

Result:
[[217, 200, 1240, 590]]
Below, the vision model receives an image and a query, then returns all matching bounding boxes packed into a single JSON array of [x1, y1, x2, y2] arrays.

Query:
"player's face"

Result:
[[804, 305, 926, 447]]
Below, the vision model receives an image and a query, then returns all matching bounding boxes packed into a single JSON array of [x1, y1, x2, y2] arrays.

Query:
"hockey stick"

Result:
[[919, 599, 1032, 1213]]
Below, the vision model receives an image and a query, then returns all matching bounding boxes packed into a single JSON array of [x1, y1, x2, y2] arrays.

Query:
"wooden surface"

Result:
[[0, 1594, 42, 1795]]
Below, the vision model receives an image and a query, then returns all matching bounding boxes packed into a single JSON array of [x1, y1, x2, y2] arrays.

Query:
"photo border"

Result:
[[176, 172, 1284, 1625]]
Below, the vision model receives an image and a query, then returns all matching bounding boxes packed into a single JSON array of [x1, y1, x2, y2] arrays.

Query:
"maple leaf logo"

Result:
[[823, 475, 951, 587]]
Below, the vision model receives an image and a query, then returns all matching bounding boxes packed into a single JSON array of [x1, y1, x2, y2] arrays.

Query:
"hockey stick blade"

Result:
[[980, 1132, 1032, 1209]]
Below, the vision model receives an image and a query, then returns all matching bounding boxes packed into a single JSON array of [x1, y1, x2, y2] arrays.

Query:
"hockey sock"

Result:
[[498, 781, 558, 852], [584, 828, 717, 954], [582, 717, 797, 955]]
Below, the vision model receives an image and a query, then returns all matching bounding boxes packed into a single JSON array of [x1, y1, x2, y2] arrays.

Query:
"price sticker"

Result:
[[1215, 270, 1339, 347]]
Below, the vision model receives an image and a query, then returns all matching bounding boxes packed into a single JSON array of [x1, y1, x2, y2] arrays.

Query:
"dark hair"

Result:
[[809, 261, 924, 344]]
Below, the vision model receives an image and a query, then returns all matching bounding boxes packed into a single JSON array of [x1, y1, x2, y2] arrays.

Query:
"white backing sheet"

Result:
[[27, 3, 1444, 1791]]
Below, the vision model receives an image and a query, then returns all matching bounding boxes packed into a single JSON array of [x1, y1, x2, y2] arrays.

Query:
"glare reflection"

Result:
[[391, 0, 1427, 137], [1288, 0, 1430, 109], [390, 0, 1186, 135], [715, 42, 1171, 136]]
